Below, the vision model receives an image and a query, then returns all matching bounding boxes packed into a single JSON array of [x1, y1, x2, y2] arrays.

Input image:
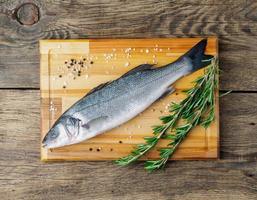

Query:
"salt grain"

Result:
[[124, 48, 132, 53], [124, 62, 130, 67]]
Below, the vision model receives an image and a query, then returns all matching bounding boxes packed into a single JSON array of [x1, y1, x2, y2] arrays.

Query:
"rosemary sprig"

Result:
[[115, 89, 198, 166], [116, 58, 219, 170]]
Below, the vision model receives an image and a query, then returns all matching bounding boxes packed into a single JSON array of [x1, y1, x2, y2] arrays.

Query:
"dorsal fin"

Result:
[[120, 64, 154, 78], [85, 64, 154, 97], [85, 81, 111, 97]]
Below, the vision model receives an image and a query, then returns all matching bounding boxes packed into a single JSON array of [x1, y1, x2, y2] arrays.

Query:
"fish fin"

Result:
[[81, 116, 109, 129], [157, 87, 175, 101], [120, 64, 155, 78], [184, 39, 214, 72], [201, 54, 213, 66], [85, 81, 112, 97], [83, 64, 154, 98]]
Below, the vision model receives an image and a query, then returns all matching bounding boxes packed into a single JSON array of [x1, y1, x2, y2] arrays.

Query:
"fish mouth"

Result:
[[41, 134, 52, 148], [41, 136, 61, 149], [42, 141, 56, 149], [41, 136, 47, 148], [42, 142, 48, 148], [41, 139, 49, 148]]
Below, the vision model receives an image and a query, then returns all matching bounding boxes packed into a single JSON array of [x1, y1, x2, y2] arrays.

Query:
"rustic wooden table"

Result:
[[0, 1, 256, 199]]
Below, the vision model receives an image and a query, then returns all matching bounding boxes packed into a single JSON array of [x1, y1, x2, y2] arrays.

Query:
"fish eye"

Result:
[[50, 129, 59, 139]]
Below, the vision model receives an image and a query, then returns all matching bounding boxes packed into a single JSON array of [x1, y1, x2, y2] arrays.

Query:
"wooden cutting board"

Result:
[[40, 38, 219, 161]]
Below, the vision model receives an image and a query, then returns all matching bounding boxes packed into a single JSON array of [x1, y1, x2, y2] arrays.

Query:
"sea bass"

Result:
[[42, 39, 213, 148]]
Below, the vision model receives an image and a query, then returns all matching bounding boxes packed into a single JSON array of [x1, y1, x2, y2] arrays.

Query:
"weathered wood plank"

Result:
[[0, 0, 257, 199], [0, 161, 256, 200], [0, 90, 256, 199], [0, 0, 257, 90], [0, 90, 256, 163]]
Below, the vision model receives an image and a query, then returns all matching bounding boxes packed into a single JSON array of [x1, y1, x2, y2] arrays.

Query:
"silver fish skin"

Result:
[[42, 39, 212, 148]]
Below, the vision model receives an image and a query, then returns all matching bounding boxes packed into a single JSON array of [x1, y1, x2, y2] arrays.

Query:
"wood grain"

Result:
[[0, 90, 256, 199], [0, 0, 257, 90], [40, 38, 219, 161], [0, 0, 257, 199]]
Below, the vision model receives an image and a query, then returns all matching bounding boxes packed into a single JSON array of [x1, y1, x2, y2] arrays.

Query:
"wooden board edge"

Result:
[[216, 37, 220, 159], [39, 37, 218, 52], [41, 156, 219, 162], [39, 36, 218, 42], [40, 42, 49, 161]]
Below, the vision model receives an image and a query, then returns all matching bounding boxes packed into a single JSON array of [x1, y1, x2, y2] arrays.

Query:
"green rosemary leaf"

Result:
[[162, 134, 176, 140], [193, 76, 205, 84], [183, 88, 194, 95], [201, 107, 215, 128], [219, 90, 232, 97], [159, 115, 173, 123], [144, 136, 158, 144], [152, 125, 166, 134], [159, 148, 173, 158], [169, 102, 181, 112]]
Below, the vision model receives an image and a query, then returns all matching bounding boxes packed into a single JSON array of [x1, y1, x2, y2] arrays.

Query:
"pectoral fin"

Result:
[[81, 116, 109, 129]]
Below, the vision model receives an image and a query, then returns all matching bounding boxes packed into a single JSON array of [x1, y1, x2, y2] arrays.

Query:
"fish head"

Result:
[[42, 115, 82, 148]]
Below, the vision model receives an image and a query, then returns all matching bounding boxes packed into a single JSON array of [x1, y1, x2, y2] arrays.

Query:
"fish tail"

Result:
[[185, 39, 214, 73]]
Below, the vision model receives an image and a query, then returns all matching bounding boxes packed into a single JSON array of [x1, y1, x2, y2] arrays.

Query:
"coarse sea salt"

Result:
[[124, 62, 130, 67]]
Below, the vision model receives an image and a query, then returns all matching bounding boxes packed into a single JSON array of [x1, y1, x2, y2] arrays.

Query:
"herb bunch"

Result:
[[116, 58, 219, 171]]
